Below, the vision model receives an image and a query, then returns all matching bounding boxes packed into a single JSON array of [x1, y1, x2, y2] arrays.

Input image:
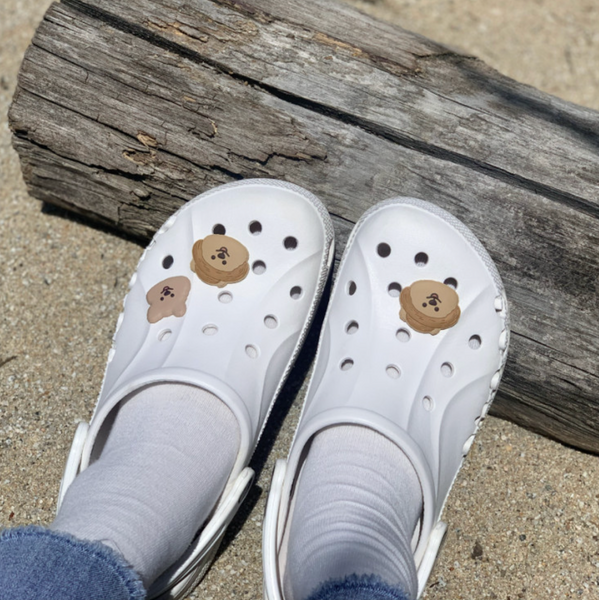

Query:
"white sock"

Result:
[[283, 425, 423, 600], [51, 383, 240, 588]]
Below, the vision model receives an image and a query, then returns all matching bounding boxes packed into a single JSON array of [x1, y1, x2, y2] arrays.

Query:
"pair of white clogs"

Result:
[[57, 179, 509, 600]]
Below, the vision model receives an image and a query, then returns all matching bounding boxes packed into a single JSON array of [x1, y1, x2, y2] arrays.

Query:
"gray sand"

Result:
[[1, 1, 598, 598]]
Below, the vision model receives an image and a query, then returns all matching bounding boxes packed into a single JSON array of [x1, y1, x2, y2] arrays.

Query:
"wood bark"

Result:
[[9, 0, 599, 452]]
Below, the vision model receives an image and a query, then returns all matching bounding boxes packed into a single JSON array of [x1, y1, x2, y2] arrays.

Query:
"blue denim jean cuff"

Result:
[[304, 574, 412, 600], [0, 525, 146, 600]]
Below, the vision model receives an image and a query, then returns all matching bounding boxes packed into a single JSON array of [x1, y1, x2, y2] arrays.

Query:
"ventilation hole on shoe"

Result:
[[388, 282, 402, 297], [469, 335, 482, 350], [444, 277, 457, 289], [158, 329, 172, 341], [340, 358, 354, 371], [415, 252, 428, 266], [264, 315, 278, 329], [162, 255, 174, 269], [284, 236, 298, 250], [212, 224, 226, 235], [441, 362, 454, 377], [386, 364, 401, 379], [252, 260, 266, 275], [290, 286, 303, 300], [377, 242, 391, 258], [218, 291, 232, 304], [249, 221, 262, 235], [245, 344, 259, 359], [346, 320, 359, 334], [202, 324, 218, 336], [347, 281, 357, 295], [396, 328, 411, 342], [422, 396, 434, 411]]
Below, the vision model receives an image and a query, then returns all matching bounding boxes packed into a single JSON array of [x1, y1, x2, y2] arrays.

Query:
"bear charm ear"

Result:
[[399, 280, 461, 335], [146, 276, 192, 323], [190, 234, 250, 288]]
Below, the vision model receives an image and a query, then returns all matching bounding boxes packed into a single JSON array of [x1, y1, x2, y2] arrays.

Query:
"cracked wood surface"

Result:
[[8, 0, 599, 452]]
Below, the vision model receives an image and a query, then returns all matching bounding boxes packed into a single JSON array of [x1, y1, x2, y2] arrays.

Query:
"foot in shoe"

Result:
[[283, 425, 422, 600], [51, 383, 239, 587]]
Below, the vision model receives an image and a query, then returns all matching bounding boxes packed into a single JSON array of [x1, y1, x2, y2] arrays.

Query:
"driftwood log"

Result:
[[9, 0, 599, 452]]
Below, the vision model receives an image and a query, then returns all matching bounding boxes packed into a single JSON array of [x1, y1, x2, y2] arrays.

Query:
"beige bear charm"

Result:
[[190, 234, 250, 288], [146, 276, 191, 324], [399, 280, 461, 335]]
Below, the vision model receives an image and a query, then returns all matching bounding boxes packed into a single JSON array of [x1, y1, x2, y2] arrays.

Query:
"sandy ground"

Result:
[[1, 1, 599, 599]]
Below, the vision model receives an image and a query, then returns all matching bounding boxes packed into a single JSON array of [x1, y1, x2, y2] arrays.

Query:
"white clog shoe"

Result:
[[263, 197, 509, 599], [57, 179, 335, 599]]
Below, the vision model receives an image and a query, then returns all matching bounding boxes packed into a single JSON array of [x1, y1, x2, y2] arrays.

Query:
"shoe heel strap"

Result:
[[263, 459, 287, 600], [416, 521, 447, 598]]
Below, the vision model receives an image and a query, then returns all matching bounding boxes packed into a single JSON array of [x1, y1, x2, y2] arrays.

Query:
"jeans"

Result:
[[304, 575, 411, 600], [0, 526, 145, 600], [0, 527, 409, 600]]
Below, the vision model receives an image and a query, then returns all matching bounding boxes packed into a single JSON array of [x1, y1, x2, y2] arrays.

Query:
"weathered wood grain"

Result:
[[66, 0, 599, 215], [9, 0, 599, 452]]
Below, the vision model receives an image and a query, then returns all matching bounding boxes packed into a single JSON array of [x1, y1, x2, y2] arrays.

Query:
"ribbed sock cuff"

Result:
[[304, 574, 412, 600], [0, 526, 146, 600]]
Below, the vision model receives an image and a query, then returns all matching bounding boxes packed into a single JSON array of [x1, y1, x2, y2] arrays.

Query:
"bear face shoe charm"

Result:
[[190, 234, 250, 288], [399, 279, 460, 335], [146, 276, 192, 324]]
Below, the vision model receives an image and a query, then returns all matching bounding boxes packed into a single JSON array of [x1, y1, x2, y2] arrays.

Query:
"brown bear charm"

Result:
[[399, 280, 461, 335], [146, 276, 191, 324], [190, 234, 250, 288]]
